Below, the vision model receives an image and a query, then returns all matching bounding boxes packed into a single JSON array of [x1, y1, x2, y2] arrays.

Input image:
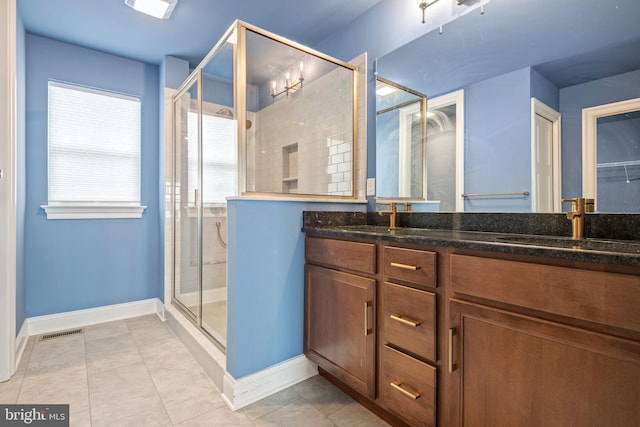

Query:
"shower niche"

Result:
[[171, 21, 359, 350], [282, 143, 298, 193]]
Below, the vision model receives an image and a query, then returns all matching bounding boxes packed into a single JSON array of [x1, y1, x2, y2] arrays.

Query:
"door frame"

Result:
[[0, 0, 17, 381], [582, 97, 640, 211], [428, 90, 465, 211], [531, 97, 562, 212], [398, 101, 422, 197]]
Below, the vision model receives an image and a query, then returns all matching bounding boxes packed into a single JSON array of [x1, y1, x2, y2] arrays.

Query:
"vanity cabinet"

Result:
[[304, 231, 640, 427], [448, 254, 640, 427], [378, 245, 438, 427], [304, 236, 377, 398]]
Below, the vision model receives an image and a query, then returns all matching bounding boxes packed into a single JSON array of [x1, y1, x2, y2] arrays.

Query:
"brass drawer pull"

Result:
[[390, 380, 422, 400], [390, 314, 421, 327], [364, 301, 372, 336], [449, 328, 457, 373], [390, 262, 421, 271]]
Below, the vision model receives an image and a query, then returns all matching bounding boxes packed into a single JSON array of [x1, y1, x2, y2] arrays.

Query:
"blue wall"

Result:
[[16, 12, 26, 333], [530, 68, 559, 111], [560, 68, 640, 198], [464, 67, 532, 211], [226, 199, 366, 378], [376, 110, 400, 196], [25, 35, 161, 316]]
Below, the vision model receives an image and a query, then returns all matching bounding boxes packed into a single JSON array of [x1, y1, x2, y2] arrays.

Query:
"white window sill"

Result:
[[41, 204, 147, 219]]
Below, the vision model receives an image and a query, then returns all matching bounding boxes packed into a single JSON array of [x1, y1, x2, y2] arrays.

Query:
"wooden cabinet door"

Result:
[[305, 264, 376, 398], [449, 299, 640, 427]]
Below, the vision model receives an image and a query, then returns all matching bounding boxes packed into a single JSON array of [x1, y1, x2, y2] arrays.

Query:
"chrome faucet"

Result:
[[562, 197, 594, 239]]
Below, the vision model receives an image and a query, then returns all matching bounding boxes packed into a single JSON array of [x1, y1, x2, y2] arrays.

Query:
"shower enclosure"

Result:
[[171, 21, 358, 351], [172, 38, 237, 347]]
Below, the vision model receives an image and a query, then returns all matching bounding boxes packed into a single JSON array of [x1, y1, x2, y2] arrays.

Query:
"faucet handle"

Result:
[[562, 197, 594, 212], [584, 198, 595, 213], [562, 198, 579, 211]]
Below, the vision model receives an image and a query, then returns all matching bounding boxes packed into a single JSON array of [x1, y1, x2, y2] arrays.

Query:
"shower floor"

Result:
[[188, 300, 227, 347]]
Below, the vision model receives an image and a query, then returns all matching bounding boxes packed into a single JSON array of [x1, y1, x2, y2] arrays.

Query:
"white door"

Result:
[[534, 114, 554, 212], [0, 0, 17, 381], [531, 98, 561, 213]]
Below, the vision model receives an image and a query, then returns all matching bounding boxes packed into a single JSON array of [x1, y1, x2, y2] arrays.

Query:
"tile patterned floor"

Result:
[[0, 315, 389, 426]]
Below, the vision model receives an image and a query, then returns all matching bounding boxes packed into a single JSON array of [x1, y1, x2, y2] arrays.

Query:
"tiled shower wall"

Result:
[[249, 66, 354, 196]]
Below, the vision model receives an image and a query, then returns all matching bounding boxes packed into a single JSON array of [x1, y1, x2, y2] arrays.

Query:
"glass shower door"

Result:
[[199, 36, 236, 348], [173, 75, 200, 322], [172, 32, 235, 350]]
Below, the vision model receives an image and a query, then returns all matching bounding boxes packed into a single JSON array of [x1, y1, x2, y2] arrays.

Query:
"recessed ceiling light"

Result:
[[376, 86, 396, 96], [125, 0, 178, 19]]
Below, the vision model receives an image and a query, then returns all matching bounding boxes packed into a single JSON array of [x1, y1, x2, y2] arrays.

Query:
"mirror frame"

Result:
[[375, 75, 428, 200], [582, 97, 640, 211]]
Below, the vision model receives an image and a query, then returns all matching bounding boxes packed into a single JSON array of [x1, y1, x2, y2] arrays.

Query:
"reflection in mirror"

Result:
[[377, 0, 640, 213], [375, 76, 426, 200], [427, 90, 464, 211], [583, 98, 640, 213]]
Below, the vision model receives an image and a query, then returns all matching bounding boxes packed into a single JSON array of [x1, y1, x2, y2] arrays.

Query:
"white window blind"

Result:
[[47, 81, 142, 207], [187, 111, 237, 204]]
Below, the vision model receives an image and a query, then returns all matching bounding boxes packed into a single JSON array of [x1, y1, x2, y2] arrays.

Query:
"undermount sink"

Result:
[[495, 235, 640, 254]]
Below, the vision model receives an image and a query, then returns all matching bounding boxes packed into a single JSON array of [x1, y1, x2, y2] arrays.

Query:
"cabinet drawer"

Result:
[[382, 282, 436, 362], [450, 254, 640, 332], [380, 345, 436, 427], [306, 236, 376, 274], [384, 246, 436, 289]]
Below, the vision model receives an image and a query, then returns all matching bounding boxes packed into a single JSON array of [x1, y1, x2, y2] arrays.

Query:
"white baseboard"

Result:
[[14, 320, 29, 374], [222, 355, 318, 410], [27, 298, 163, 336]]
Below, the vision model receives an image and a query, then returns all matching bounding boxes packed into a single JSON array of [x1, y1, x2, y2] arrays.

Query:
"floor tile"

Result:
[[70, 408, 93, 427], [26, 333, 86, 376], [301, 380, 354, 417], [329, 401, 390, 426], [18, 364, 90, 415], [0, 383, 20, 404], [176, 405, 254, 426], [0, 314, 388, 427], [85, 332, 143, 374], [149, 365, 224, 424], [239, 387, 302, 421], [162, 388, 225, 425], [100, 406, 173, 427], [138, 338, 197, 373], [88, 361, 164, 426], [84, 320, 130, 342], [251, 400, 336, 427]]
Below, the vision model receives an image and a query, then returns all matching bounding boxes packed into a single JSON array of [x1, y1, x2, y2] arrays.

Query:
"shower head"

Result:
[[215, 107, 252, 129], [216, 107, 234, 118]]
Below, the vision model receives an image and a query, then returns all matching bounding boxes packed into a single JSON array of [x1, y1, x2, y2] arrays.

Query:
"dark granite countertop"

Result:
[[302, 212, 640, 267]]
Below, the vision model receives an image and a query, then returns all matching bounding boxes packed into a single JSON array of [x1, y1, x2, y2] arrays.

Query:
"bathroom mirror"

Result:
[[582, 98, 640, 213], [375, 76, 427, 200], [376, 0, 640, 213]]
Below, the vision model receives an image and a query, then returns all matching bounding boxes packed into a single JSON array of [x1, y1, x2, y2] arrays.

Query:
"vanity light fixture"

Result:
[[125, 0, 179, 19], [417, 0, 439, 24], [271, 60, 304, 102]]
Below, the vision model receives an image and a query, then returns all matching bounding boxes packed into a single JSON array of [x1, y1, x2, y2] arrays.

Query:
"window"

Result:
[[187, 109, 237, 206], [42, 81, 146, 219]]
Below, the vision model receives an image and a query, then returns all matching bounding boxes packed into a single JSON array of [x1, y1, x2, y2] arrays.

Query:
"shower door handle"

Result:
[[195, 189, 200, 208]]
